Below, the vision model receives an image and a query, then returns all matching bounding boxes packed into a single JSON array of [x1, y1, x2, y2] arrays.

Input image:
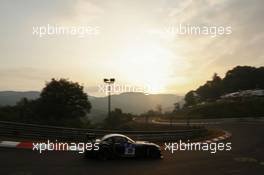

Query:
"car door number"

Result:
[[124, 144, 135, 156]]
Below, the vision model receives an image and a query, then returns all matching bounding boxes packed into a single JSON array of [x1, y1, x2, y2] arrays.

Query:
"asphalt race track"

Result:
[[0, 121, 264, 175]]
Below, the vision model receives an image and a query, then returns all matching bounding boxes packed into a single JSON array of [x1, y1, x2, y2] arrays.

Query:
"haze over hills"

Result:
[[0, 91, 40, 106], [90, 92, 182, 112], [0, 91, 182, 120], [87, 92, 182, 123]]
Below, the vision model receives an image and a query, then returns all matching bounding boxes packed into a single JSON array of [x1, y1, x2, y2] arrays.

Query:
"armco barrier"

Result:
[[0, 121, 207, 142]]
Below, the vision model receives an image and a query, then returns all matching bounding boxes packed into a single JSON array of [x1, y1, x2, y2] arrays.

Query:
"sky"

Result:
[[0, 0, 264, 96]]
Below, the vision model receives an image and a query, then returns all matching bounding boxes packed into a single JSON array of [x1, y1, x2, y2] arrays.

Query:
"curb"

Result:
[[0, 141, 82, 151], [152, 119, 221, 125], [0, 131, 232, 150], [201, 130, 232, 143], [0, 141, 33, 149]]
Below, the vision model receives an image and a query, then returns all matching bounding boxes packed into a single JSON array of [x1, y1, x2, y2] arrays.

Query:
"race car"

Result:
[[84, 133, 162, 160]]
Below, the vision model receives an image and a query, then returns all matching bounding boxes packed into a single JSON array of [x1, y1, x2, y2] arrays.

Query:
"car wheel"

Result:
[[150, 148, 161, 159]]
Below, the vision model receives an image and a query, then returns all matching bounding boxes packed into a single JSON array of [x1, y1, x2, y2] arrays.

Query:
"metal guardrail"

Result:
[[0, 121, 207, 142]]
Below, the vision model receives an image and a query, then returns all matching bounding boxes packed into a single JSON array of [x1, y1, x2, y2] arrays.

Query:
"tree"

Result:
[[104, 108, 132, 129], [210, 73, 222, 98], [104, 108, 122, 129], [223, 66, 261, 92], [184, 90, 198, 107], [196, 73, 222, 101], [38, 78, 91, 121], [184, 66, 264, 107], [172, 102, 180, 113], [16, 98, 38, 122], [144, 109, 155, 124], [155, 104, 162, 115]]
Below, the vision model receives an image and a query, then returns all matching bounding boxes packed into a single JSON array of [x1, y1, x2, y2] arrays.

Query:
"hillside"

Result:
[[0, 91, 40, 106], [0, 91, 182, 122]]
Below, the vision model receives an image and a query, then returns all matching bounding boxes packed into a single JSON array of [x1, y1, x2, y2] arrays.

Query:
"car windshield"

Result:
[[101, 134, 135, 143], [126, 137, 135, 143]]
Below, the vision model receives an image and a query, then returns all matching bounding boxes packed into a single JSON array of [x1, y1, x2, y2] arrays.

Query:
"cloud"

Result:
[[1, 0, 264, 94], [158, 0, 264, 72]]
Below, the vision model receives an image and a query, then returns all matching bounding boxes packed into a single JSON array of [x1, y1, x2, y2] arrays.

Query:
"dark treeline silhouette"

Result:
[[103, 108, 133, 129], [0, 78, 91, 127], [168, 66, 264, 119], [185, 66, 264, 106]]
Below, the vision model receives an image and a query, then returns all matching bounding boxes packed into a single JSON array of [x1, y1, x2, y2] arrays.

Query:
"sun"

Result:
[[145, 82, 165, 94], [118, 39, 172, 94]]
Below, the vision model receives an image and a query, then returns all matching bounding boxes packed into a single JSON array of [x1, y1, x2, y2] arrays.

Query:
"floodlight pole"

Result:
[[104, 78, 115, 118], [108, 85, 111, 118]]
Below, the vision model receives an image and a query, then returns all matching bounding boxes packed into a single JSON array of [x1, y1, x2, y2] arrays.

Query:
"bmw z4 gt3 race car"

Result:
[[84, 133, 162, 160]]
